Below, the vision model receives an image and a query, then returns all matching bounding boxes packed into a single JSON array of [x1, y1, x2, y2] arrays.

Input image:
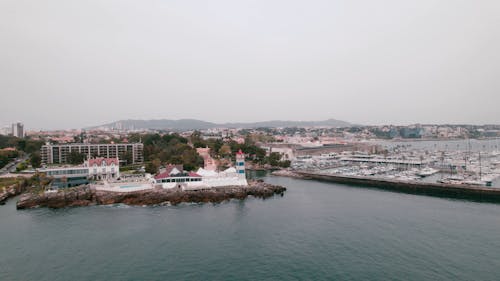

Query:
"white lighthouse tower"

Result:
[[236, 149, 246, 180]]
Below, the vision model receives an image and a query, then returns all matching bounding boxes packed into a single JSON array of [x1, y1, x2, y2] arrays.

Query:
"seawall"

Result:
[[296, 172, 500, 203]]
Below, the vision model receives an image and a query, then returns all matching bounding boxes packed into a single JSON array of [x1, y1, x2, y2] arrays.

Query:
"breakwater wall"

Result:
[[297, 172, 500, 203]]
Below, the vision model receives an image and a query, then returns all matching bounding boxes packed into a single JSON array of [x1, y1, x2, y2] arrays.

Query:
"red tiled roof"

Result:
[[236, 149, 244, 155], [88, 157, 119, 166], [188, 172, 201, 177], [154, 165, 202, 180], [154, 164, 183, 180], [154, 171, 170, 180]]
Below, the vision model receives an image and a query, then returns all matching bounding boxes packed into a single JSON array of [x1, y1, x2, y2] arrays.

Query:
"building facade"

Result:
[[154, 164, 204, 190], [85, 157, 120, 180], [38, 166, 89, 188], [40, 143, 143, 165], [11, 122, 24, 138]]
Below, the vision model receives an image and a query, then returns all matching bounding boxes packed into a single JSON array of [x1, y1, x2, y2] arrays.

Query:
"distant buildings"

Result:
[[0, 126, 11, 136], [11, 123, 24, 138], [40, 143, 143, 165], [0, 122, 25, 137]]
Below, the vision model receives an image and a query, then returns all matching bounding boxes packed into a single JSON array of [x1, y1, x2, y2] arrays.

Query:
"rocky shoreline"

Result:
[[16, 181, 286, 209], [271, 169, 306, 179], [0, 183, 27, 205]]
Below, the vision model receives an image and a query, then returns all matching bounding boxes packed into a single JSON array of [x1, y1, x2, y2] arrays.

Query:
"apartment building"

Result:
[[40, 143, 143, 165]]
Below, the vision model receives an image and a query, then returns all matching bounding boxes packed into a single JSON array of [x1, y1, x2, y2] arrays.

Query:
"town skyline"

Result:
[[2, 116, 500, 132]]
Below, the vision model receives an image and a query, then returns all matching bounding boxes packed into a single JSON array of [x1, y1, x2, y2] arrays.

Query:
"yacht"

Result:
[[418, 167, 439, 177]]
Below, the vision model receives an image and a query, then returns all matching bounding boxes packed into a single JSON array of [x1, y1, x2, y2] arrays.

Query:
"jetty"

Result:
[[296, 171, 500, 203]]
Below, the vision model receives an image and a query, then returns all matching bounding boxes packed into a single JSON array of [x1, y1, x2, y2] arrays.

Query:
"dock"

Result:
[[296, 171, 500, 203]]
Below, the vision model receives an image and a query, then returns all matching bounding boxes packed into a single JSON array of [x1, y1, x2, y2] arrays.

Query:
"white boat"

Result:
[[418, 167, 439, 177]]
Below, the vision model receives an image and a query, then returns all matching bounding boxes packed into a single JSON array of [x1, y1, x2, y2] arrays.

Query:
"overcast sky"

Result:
[[1, 0, 499, 130]]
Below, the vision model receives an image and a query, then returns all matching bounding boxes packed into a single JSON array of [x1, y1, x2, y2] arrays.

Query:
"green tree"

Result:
[[119, 151, 133, 165], [218, 144, 232, 158], [145, 159, 161, 174], [68, 151, 86, 165], [16, 162, 27, 172], [190, 131, 207, 148], [30, 152, 42, 168], [16, 139, 27, 151]]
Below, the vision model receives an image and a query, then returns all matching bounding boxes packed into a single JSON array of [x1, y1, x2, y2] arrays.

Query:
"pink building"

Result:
[[196, 147, 217, 171]]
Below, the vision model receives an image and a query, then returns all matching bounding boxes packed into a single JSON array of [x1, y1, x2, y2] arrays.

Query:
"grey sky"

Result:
[[1, 0, 499, 130]]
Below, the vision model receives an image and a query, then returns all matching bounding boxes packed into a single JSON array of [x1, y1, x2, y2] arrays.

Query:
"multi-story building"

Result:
[[11, 122, 24, 138], [40, 143, 143, 165]]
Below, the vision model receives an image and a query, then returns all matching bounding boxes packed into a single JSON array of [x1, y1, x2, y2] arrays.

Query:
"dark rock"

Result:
[[16, 181, 287, 209]]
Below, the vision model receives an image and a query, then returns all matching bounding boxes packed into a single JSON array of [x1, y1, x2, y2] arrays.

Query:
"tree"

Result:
[[267, 152, 282, 167], [68, 151, 86, 165], [145, 159, 161, 174], [119, 151, 133, 166], [16, 139, 27, 151], [190, 131, 207, 148], [30, 152, 41, 168], [16, 161, 27, 172], [218, 144, 232, 158]]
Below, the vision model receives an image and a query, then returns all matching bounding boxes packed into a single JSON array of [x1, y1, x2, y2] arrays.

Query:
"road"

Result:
[[0, 155, 30, 175]]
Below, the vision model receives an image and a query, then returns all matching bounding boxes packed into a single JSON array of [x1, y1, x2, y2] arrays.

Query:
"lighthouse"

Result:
[[236, 149, 246, 179]]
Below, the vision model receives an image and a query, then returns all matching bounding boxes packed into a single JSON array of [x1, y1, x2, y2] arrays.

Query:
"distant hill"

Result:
[[87, 118, 353, 131]]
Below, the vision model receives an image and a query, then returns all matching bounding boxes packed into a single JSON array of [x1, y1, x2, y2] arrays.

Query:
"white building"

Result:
[[11, 122, 24, 138], [154, 150, 248, 190], [85, 157, 120, 180]]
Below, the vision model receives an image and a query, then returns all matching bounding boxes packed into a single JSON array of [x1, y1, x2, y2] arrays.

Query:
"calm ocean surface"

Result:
[[2, 174, 500, 281]]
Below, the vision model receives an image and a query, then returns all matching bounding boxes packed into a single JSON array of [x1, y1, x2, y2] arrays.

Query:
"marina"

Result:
[[291, 139, 500, 188]]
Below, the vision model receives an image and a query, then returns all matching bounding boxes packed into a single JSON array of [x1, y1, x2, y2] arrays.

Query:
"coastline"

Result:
[[0, 185, 20, 205], [0, 181, 29, 205], [16, 180, 286, 209]]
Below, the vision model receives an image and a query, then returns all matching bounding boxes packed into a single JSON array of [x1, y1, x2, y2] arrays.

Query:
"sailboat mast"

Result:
[[479, 152, 482, 181]]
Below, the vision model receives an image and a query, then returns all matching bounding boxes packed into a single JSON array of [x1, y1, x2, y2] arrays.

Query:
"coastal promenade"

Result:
[[295, 171, 500, 203]]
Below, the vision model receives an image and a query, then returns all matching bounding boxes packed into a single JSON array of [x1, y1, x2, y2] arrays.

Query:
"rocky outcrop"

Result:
[[16, 181, 286, 209], [16, 185, 95, 209], [0, 183, 26, 205], [271, 169, 305, 179]]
